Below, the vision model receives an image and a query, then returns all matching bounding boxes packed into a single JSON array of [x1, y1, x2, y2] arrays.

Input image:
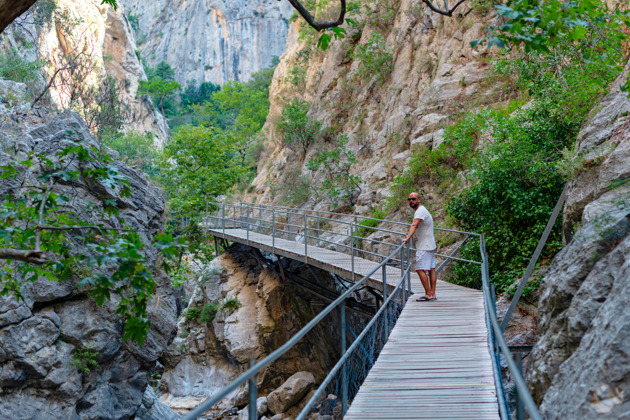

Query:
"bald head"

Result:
[[408, 192, 420, 209]]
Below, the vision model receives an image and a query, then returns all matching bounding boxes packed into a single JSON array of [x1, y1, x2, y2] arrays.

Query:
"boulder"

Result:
[[266, 372, 316, 414], [134, 387, 182, 420]]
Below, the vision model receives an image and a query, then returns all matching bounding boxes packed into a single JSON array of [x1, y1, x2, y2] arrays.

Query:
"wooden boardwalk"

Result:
[[208, 228, 405, 293], [208, 227, 500, 419], [345, 280, 500, 419]]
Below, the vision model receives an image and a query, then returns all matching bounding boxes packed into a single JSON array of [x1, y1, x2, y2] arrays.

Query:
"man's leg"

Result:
[[416, 270, 431, 298], [429, 268, 437, 299]]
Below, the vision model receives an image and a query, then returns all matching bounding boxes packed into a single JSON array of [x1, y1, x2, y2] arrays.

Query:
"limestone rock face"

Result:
[[159, 245, 341, 413], [1, 0, 168, 143], [266, 371, 316, 414], [246, 2, 505, 219], [527, 63, 630, 418], [122, 0, 293, 86], [0, 80, 177, 419]]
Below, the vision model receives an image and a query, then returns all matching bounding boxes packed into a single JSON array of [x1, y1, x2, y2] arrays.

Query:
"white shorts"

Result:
[[415, 250, 436, 271]]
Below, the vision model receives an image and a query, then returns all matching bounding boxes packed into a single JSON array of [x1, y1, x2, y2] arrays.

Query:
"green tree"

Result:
[[158, 125, 246, 216], [102, 130, 159, 177], [307, 135, 361, 209], [277, 99, 321, 154], [180, 81, 220, 108], [138, 78, 180, 122]]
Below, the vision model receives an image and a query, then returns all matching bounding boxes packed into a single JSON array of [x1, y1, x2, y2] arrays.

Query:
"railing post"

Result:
[[222, 202, 225, 235], [304, 214, 308, 265], [340, 299, 348, 415], [350, 223, 355, 281], [406, 242, 412, 294], [287, 209, 290, 241], [382, 264, 388, 340], [205, 201, 208, 236], [272, 209, 276, 254], [316, 211, 320, 244], [247, 205, 250, 245], [401, 245, 406, 304], [354, 214, 358, 253], [240, 202, 243, 228], [516, 353, 525, 420], [248, 359, 257, 420]]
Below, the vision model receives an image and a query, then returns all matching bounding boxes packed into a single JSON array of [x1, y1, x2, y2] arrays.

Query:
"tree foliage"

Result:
[[307, 135, 361, 209], [158, 125, 245, 216], [447, 33, 624, 293], [0, 138, 185, 344], [277, 99, 321, 154]]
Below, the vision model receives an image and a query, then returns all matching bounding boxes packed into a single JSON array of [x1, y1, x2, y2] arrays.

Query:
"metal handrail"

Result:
[[182, 242, 410, 420], [206, 202, 480, 267], [194, 202, 541, 420], [480, 235, 542, 420], [296, 264, 411, 420]]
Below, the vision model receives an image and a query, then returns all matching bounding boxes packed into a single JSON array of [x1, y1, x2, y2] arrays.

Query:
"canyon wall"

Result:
[[158, 244, 362, 418], [122, 0, 293, 86], [0, 0, 168, 143], [0, 79, 177, 419], [247, 0, 507, 221], [526, 62, 630, 419]]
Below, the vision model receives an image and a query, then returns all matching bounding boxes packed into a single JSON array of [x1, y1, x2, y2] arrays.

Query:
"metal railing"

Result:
[[204, 201, 480, 272], [182, 202, 542, 420], [183, 238, 413, 419]]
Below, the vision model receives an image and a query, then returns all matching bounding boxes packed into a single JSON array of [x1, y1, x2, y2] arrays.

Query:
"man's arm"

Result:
[[403, 218, 421, 243]]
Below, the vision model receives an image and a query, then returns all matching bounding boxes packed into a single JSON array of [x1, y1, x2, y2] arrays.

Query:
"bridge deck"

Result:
[[208, 228, 500, 419], [208, 228, 405, 292], [345, 280, 500, 419]]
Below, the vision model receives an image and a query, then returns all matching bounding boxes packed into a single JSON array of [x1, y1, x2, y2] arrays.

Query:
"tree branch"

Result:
[[0, 0, 37, 34], [286, 0, 346, 31], [32, 65, 72, 107], [421, 0, 467, 16], [0, 248, 47, 264]]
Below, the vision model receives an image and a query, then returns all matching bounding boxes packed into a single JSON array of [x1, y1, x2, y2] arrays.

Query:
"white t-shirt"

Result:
[[413, 206, 436, 251]]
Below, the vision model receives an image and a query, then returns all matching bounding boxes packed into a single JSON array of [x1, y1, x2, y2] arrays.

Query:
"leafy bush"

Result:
[[71, 346, 99, 373], [102, 130, 159, 177], [277, 99, 321, 154], [184, 307, 201, 323], [307, 135, 361, 209], [220, 296, 242, 312], [279, 167, 312, 206], [357, 207, 388, 239], [387, 110, 484, 211], [0, 48, 44, 97], [354, 31, 393, 86], [200, 302, 219, 324], [446, 35, 623, 293]]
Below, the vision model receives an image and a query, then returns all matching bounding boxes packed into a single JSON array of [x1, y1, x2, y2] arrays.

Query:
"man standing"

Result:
[[403, 192, 437, 301]]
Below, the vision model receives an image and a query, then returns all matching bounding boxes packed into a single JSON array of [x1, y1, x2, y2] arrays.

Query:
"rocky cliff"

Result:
[[248, 1, 506, 220], [0, 0, 168, 143], [158, 244, 370, 418], [527, 62, 630, 418], [122, 0, 293, 86], [0, 79, 177, 419]]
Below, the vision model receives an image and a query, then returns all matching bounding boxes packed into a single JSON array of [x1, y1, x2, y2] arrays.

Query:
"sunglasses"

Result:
[[407, 198, 417, 201]]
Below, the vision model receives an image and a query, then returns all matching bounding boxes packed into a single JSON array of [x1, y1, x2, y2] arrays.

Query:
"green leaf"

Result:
[[317, 33, 332, 51]]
